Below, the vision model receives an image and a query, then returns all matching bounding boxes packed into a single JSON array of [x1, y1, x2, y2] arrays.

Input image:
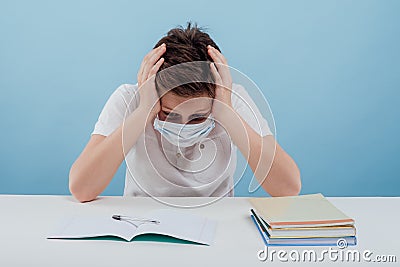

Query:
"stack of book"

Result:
[[249, 193, 357, 246]]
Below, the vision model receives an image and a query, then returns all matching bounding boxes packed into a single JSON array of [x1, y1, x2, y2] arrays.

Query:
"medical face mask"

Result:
[[153, 114, 215, 148]]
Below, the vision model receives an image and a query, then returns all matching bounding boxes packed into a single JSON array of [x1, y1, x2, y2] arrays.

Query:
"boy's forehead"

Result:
[[160, 92, 212, 112]]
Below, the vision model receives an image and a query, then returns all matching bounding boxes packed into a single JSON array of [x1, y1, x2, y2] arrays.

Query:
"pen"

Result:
[[112, 215, 160, 224]]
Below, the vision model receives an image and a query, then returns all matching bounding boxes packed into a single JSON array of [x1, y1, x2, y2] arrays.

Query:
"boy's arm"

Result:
[[219, 108, 301, 196]]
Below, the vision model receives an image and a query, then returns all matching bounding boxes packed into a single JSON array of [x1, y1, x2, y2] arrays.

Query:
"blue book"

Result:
[[250, 214, 357, 247]]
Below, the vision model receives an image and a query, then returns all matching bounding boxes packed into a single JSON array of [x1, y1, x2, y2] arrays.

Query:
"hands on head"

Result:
[[137, 43, 233, 124]]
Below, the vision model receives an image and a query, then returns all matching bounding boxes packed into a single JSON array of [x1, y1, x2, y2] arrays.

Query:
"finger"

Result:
[[210, 62, 223, 86], [207, 47, 229, 76], [139, 44, 165, 82], [208, 49, 231, 85], [207, 47, 222, 65], [141, 43, 165, 68], [148, 57, 164, 78], [138, 44, 166, 84], [214, 62, 231, 85], [141, 45, 166, 80], [207, 45, 227, 65]]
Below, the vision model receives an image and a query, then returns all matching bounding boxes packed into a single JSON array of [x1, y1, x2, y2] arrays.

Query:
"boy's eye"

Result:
[[188, 116, 207, 123]]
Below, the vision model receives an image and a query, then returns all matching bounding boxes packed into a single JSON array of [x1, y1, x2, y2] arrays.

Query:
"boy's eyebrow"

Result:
[[189, 114, 207, 120], [162, 110, 180, 116], [190, 110, 211, 116], [193, 108, 212, 115], [161, 108, 177, 113], [162, 106, 211, 114]]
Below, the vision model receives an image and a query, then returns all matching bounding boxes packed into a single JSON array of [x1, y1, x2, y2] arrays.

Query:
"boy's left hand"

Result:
[[207, 45, 233, 121]]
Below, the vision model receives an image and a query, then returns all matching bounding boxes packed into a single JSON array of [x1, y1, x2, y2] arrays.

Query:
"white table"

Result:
[[0, 195, 399, 266]]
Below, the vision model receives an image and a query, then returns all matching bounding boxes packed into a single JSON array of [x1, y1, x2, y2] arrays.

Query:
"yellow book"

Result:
[[249, 193, 355, 229]]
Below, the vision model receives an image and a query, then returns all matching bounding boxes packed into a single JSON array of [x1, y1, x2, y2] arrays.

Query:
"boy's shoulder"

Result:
[[114, 83, 139, 96]]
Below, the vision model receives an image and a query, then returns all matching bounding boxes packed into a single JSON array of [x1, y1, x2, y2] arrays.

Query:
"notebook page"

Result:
[[135, 209, 217, 245], [47, 215, 138, 241]]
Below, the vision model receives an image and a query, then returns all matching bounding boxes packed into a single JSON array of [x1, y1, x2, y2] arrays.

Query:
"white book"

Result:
[[47, 209, 217, 246]]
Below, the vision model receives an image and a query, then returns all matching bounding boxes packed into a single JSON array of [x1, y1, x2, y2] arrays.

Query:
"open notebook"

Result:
[[47, 209, 217, 246]]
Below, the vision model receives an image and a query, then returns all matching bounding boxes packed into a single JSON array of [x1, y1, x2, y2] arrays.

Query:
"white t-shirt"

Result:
[[91, 83, 272, 197]]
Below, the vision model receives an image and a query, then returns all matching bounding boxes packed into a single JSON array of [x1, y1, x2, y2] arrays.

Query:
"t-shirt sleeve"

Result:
[[231, 83, 273, 137], [91, 84, 139, 137]]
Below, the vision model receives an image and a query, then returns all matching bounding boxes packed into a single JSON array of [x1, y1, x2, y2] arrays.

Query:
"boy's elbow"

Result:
[[69, 168, 97, 203], [273, 166, 301, 197], [69, 181, 97, 203], [276, 178, 301, 197], [287, 167, 302, 196], [289, 180, 301, 196]]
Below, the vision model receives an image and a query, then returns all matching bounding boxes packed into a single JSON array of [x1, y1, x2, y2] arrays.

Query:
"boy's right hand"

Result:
[[137, 43, 166, 119]]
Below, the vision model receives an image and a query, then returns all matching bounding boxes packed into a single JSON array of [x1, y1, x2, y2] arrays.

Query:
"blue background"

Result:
[[0, 0, 399, 197]]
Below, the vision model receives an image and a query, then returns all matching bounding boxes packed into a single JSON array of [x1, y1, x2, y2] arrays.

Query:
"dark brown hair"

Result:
[[154, 22, 221, 98]]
